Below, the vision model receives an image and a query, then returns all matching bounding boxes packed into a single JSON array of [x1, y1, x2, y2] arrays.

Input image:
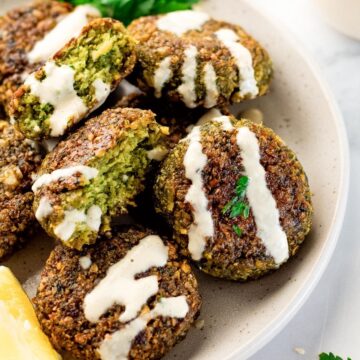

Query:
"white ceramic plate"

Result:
[[1, 0, 349, 359]]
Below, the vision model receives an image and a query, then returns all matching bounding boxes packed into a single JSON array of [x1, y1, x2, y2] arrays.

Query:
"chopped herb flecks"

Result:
[[233, 225, 243, 237], [222, 175, 250, 237]]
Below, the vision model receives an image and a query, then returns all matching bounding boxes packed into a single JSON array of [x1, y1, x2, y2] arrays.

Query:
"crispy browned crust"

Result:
[[0, 121, 42, 259], [116, 93, 230, 149], [0, 0, 73, 113], [33, 227, 202, 360], [0, 192, 36, 259], [154, 119, 313, 281], [0, 121, 42, 192], [38, 107, 157, 174], [128, 16, 273, 107]]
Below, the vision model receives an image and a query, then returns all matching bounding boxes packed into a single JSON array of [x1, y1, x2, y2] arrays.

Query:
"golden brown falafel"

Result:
[[154, 116, 313, 281], [128, 10, 273, 109], [32, 108, 167, 250], [33, 227, 201, 360], [0, 121, 43, 259]]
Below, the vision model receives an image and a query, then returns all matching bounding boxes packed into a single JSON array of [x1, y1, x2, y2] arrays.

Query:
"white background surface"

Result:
[[249, 0, 359, 359]]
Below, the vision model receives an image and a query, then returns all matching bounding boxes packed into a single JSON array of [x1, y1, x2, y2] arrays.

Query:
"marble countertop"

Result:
[[249, 0, 360, 358]]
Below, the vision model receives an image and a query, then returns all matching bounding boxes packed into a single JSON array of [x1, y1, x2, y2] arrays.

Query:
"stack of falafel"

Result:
[[0, 2, 312, 359]]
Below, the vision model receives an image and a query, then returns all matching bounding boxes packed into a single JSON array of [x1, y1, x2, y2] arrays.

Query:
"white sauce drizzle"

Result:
[[156, 10, 210, 36], [154, 57, 172, 98], [147, 147, 169, 161], [184, 115, 288, 264], [79, 255, 92, 270], [183, 126, 214, 260], [235, 127, 289, 264], [28, 5, 100, 64], [35, 197, 53, 221], [203, 63, 219, 108], [178, 45, 198, 108], [215, 28, 259, 98], [213, 115, 234, 131], [32, 165, 98, 192], [98, 296, 189, 360], [25, 62, 87, 137], [54, 205, 102, 242], [92, 78, 111, 110], [84, 235, 168, 323]]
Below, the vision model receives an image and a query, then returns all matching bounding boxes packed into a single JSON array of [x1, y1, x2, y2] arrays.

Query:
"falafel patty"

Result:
[[116, 93, 230, 151], [0, 121, 43, 259], [33, 227, 201, 360], [10, 18, 136, 139], [32, 108, 167, 250], [128, 10, 272, 109], [0, 1, 81, 114], [154, 114, 312, 281]]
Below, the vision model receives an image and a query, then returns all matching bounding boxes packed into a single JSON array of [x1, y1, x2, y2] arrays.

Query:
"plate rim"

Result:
[[224, 1, 350, 358], [0, 1, 350, 359]]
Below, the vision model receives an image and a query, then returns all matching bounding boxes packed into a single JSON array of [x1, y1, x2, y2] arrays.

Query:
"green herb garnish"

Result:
[[62, 0, 200, 25], [319, 352, 352, 360], [232, 225, 242, 237], [223, 176, 250, 236]]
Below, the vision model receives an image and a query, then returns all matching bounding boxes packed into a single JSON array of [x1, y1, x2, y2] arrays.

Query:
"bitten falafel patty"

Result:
[[0, 121, 42, 259], [33, 227, 201, 360], [127, 10, 272, 109], [32, 108, 167, 250], [10, 17, 136, 139], [0, 1, 100, 114], [154, 113, 313, 280]]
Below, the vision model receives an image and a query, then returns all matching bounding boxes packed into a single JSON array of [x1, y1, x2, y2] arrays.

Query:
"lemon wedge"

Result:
[[0, 266, 61, 360]]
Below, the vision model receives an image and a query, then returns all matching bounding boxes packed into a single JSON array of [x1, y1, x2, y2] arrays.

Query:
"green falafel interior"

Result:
[[33, 108, 168, 250], [11, 18, 136, 139]]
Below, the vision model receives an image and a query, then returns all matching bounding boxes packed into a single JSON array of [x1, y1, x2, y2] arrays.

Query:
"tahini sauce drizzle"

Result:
[[153, 57, 173, 98], [98, 296, 188, 360], [183, 126, 214, 260], [25, 62, 87, 137], [84, 235, 168, 323], [54, 205, 102, 242], [215, 28, 259, 98], [83, 235, 189, 359], [32, 165, 98, 192], [156, 10, 209, 36], [203, 63, 219, 108], [178, 45, 198, 108], [28, 5, 100, 64], [35, 197, 53, 221], [235, 127, 289, 264], [92, 79, 111, 110]]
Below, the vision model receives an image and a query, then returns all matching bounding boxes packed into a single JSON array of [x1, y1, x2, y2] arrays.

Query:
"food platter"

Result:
[[1, 0, 349, 359]]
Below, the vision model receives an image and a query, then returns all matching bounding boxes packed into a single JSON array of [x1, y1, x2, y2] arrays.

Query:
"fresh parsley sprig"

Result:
[[62, 0, 200, 25], [222, 176, 250, 236], [319, 352, 352, 360]]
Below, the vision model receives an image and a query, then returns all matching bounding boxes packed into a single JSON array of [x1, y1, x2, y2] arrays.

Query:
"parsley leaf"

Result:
[[235, 175, 249, 198], [230, 202, 246, 218], [222, 175, 250, 237], [319, 352, 352, 360], [222, 196, 238, 215], [233, 225, 242, 237], [61, 0, 200, 25]]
